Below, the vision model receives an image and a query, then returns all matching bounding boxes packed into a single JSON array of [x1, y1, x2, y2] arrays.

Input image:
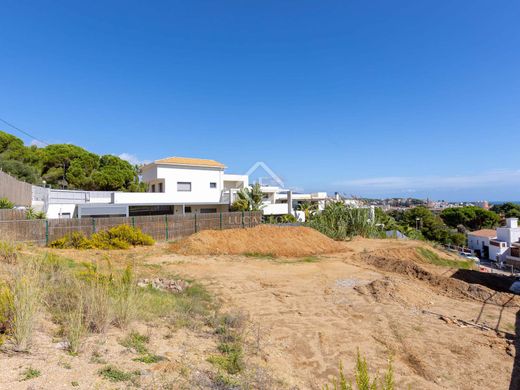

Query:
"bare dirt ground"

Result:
[[157, 237, 518, 389], [1, 235, 517, 389]]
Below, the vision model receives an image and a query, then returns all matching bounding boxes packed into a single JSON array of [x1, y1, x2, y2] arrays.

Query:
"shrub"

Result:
[[310, 202, 382, 240], [49, 225, 154, 250], [0, 197, 14, 209], [49, 232, 92, 249], [324, 350, 394, 390], [98, 365, 138, 382]]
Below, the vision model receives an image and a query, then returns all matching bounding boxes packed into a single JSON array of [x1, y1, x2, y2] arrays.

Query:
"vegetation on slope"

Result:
[[0, 130, 146, 191]]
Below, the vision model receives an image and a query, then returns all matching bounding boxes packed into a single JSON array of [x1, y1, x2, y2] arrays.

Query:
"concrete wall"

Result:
[[0, 170, 32, 206]]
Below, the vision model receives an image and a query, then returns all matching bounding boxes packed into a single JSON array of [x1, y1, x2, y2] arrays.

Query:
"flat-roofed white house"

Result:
[[467, 218, 520, 264], [467, 229, 497, 259], [260, 185, 328, 221], [37, 156, 248, 218]]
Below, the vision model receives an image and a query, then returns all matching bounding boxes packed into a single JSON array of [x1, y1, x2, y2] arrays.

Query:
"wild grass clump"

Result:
[[324, 350, 394, 390], [98, 365, 139, 383], [9, 259, 42, 351], [111, 266, 140, 328], [49, 225, 154, 250], [208, 311, 247, 375], [310, 202, 382, 240], [0, 240, 20, 264]]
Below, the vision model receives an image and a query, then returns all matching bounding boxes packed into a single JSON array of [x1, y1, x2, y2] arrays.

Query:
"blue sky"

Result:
[[1, 1, 519, 201]]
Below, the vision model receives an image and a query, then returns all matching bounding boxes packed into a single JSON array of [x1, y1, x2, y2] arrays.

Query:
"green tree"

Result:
[[231, 183, 265, 211], [440, 206, 500, 230], [297, 201, 318, 222], [491, 202, 520, 218]]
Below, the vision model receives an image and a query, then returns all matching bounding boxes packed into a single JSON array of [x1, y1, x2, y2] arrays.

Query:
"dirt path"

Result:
[[153, 239, 517, 389]]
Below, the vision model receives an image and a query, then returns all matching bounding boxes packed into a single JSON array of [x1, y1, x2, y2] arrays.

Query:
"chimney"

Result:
[[506, 218, 518, 229]]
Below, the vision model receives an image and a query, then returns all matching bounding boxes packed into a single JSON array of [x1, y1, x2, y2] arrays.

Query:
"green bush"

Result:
[[310, 202, 382, 240], [324, 351, 394, 390], [0, 197, 14, 209], [49, 225, 154, 250]]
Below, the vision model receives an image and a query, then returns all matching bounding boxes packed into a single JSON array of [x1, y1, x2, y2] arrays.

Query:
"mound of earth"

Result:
[[361, 252, 520, 307], [170, 225, 345, 257]]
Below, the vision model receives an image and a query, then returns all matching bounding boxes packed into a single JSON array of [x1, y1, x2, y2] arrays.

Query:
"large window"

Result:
[[200, 208, 217, 213], [158, 182, 163, 192], [151, 184, 156, 193], [210, 182, 217, 188], [177, 182, 192, 192]]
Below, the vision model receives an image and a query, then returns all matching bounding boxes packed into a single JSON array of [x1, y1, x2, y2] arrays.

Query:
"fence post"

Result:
[[92, 218, 96, 234], [45, 219, 49, 246], [220, 211, 223, 230], [241, 211, 245, 228], [249, 210, 252, 227], [165, 214, 169, 241], [194, 213, 197, 233], [131, 216, 135, 228]]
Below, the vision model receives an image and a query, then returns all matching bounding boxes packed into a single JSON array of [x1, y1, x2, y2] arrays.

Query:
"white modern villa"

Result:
[[468, 218, 520, 267], [33, 157, 249, 219], [260, 185, 328, 221]]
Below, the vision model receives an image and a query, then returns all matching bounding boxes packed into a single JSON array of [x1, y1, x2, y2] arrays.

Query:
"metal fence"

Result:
[[0, 211, 263, 246]]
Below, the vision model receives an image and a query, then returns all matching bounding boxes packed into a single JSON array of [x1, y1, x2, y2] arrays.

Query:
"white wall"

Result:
[[263, 203, 291, 215], [467, 235, 493, 252], [496, 227, 520, 245], [144, 165, 223, 203], [489, 242, 508, 262]]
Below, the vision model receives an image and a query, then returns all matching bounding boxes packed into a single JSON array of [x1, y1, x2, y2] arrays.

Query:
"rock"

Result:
[[137, 278, 189, 293], [54, 341, 70, 350]]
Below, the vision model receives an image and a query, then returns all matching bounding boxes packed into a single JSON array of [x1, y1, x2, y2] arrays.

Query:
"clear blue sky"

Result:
[[1, 1, 519, 201]]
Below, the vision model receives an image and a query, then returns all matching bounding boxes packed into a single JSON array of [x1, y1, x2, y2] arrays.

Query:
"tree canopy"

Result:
[[440, 206, 500, 230], [0, 130, 146, 191], [490, 202, 520, 218]]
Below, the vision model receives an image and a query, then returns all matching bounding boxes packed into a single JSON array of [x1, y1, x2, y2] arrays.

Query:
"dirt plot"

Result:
[[157, 236, 518, 389], [170, 225, 346, 257]]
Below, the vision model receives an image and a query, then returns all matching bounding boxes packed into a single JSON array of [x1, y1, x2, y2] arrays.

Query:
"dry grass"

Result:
[[170, 225, 345, 257]]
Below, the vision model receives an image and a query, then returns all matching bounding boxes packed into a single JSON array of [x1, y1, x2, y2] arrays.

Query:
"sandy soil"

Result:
[[1, 237, 517, 389], [157, 238, 518, 389]]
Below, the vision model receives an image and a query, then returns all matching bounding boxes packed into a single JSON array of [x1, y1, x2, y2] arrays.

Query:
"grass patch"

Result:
[[120, 331, 149, 354], [133, 353, 164, 363], [98, 365, 139, 382], [208, 312, 247, 375], [244, 252, 277, 259], [275, 256, 320, 264], [416, 248, 472, 269], [20, 367, 41, 381]]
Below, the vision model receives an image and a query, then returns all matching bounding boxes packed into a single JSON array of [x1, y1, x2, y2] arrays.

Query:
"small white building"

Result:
[[36, 156, 248, 218], [467, 229, 497, 259], [468, 218, 520, 263]]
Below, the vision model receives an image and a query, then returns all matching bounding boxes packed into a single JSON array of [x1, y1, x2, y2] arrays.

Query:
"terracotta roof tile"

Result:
[[468, 229, 497, 238], [153, 157, 226, 168]]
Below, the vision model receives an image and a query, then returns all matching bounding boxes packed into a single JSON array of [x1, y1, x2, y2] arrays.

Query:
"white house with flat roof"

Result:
[[468, 218, 520, 264], [36, 156, 248, 218], [260, 185, 328, 221]]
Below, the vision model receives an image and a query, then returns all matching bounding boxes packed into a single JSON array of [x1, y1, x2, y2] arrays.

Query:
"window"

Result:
[[210, 182, 217, 188], [151, 184, 156, 193], [177, 182, 192, 192], [185, 206, 192, 213], [158, 182, 163, 193], [200, 208, 217, 213]]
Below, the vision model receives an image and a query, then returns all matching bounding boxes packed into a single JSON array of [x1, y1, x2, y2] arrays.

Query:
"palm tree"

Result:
[[297, 201, 318, 222], [231, 183, 265, 211]]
